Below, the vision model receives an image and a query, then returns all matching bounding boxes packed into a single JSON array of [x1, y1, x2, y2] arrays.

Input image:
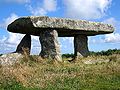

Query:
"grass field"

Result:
[[0, 52, 120, 90]]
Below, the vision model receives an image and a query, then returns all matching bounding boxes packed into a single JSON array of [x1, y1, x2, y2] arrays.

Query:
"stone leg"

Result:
[[74, 35, 89, 58], [39, 30, 62, 62], [16, 34, 31, 54]]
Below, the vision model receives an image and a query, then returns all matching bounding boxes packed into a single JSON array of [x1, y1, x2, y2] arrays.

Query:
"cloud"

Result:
[[59, 37, 74, 49], [102, 17, 120, 43], [59, 37, 74, 53], [43, 0, 57, 12], [61, 37, 74, 44], [89, 32, 120, 44], [0, 33, 24, 52], [6, 33, 24, 45], [3, 0, 30, 4], [103, 17, 120, 33], [0, 33, 24, 54], [0, 13, 21, 53], [27, 5, 47, 16], [104, 33, 120, 43], [88, 17, 120, 44], [0, 33, 41, 54], [31, 36, 41, 54], [63, 0, 112, 19], [88, 36, 103, 44], [0, 13, 19, 29], [103, 17, 117, 26], [27, 0, 57, 16]]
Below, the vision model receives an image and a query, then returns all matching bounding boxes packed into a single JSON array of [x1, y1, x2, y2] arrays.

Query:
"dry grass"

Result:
[[0, 54, 120, 89]]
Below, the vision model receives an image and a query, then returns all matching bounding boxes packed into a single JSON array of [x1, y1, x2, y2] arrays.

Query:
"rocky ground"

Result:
[[0, 53, 23, 66]]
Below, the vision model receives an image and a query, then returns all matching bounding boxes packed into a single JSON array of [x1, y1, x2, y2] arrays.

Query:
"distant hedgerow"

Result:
[[89, 49, 120, 56], [62, 49, 120, 58]]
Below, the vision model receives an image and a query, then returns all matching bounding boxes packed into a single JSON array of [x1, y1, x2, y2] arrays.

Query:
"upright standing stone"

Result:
[[74, 35, 89, 58], [39, 30, 62, 62], [16, 34, 31, 54]]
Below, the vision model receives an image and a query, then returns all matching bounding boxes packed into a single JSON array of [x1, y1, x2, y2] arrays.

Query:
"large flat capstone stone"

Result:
[[7, 16, 114, 36]]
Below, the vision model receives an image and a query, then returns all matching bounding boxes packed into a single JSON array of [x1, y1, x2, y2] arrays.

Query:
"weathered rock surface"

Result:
[[16, 34, 31, 54], [74, 35, 89, 58], [39, 30, 62, 62], [7, 16, 114, 37], [0, 53, 23, 66]]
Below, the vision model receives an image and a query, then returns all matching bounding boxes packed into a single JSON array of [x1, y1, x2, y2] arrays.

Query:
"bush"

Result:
[[62, 53, 74, 58]]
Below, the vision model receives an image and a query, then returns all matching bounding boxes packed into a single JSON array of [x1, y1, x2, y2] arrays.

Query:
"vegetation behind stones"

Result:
[[62, 49, 120, 58], [90, 49, 120, 56]]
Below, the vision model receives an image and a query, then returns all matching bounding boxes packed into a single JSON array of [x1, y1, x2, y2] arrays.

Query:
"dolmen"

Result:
[[7, 16, 114, 62]]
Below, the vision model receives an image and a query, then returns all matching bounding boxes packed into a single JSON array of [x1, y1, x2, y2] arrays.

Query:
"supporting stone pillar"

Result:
[[39, 30, 62, 62], [16, 34, 31, 54], [74, 35, 89, 59]]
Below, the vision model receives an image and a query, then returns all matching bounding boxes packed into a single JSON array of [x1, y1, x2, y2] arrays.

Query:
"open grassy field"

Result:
[[0, 50, 120, 90]]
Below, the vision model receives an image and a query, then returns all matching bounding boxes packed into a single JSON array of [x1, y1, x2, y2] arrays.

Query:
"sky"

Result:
[[0, 0, 120, 54]]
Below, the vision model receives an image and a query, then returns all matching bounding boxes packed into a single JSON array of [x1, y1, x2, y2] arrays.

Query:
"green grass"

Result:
[[0, 54, 120, 90]]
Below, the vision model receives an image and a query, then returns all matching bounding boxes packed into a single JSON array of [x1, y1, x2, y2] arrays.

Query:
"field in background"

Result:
[[0, 49, 120, 90]]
